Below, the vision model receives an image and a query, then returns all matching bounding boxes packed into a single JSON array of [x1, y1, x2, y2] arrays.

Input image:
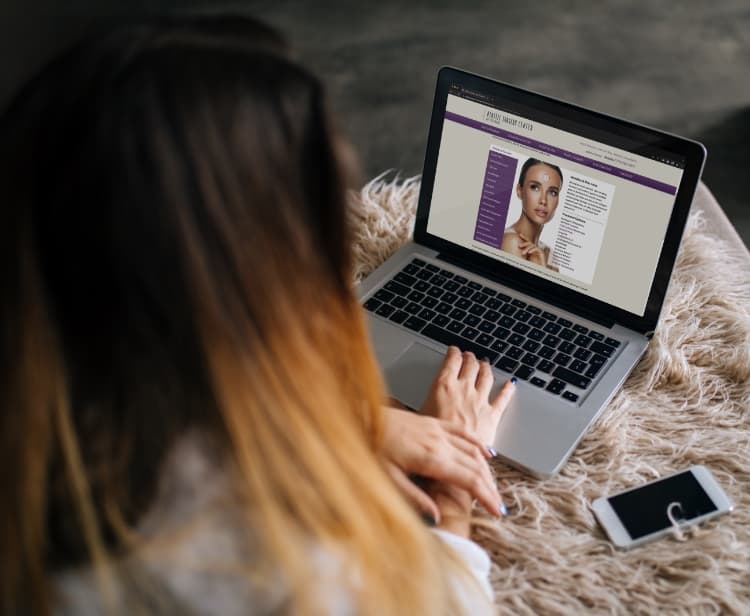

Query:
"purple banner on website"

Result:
[[473, 149, 518, 247], [444, 111, 677, 195]]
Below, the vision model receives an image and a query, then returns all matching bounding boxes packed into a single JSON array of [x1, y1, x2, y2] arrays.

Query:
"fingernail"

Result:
[[487, 446, 498, 457], [499, 502, 508, 517], [421, 513, 437, 527], [510, 377, 517, 385]]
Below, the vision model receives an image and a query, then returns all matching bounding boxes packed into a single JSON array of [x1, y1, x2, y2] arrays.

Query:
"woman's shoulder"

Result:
[[500, 228, 522, 251]]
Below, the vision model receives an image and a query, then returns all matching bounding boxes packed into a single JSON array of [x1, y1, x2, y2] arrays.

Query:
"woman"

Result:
[[501, 157, 563, 271], [0, 16, 514, 615]]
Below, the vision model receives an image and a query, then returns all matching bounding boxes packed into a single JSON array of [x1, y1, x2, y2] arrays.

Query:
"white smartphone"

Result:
[[592, 465, 734, 550]]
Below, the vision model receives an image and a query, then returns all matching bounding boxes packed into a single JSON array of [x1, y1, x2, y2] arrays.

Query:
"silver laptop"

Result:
[[358, 67, 706, 477]]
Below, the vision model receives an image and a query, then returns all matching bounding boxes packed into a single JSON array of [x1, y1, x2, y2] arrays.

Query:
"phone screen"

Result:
[[609, 471, 717, 539]]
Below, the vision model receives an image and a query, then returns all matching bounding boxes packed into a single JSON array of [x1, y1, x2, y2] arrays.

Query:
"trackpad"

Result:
[[384, 342, 444, 411]]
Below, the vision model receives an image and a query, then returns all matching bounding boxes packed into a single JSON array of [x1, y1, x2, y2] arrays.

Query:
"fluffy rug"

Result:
[[349, 175, 750, 614]]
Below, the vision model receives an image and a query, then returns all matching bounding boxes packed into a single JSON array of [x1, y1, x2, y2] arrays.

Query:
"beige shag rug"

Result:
[[350, 174, 750, 614]]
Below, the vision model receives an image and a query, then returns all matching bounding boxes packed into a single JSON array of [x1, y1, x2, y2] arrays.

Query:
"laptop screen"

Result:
[[425, 86, 686, 317]]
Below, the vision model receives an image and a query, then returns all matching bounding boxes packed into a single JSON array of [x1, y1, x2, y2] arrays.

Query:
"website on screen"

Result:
[[426, 92, 685, 316]]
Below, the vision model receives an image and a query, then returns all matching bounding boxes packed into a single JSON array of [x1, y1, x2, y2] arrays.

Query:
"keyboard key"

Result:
[[499, 316, 515, 328], [552, 366, 592, 389], [375, 289, 395, 302], [562, 391, 579, 403], [418, 308, 437, 321], [559, 342, 575, 355], [496, 292, 511, 302], [364, 298, 381, 311], [447, 320, 464, 333], [496, 356, 519, 373], [484, 310, 501, 322], [414, 280, 430, 292], [585, 364, 602, 379], [590, 341, 614, 357], [392, 296, 408, 308], [405, 302, 422, 315], [521, 353, 539, 367], [530, 376, 547, 387], [471, 292, 489, 304], [486, 298, 503, 310], [491, 339, 508, 353], [500, 304, 516, 315], [511, 299, 526, 308], [526, 305, 542, 315], [420, 324, 499, 363], [456, 298, 472, 310], [425, 263, 440, 272], [589, 331, 604, 341], [515, 364, 534, 380], [457, 286, 474, 298], [412, 258, 426, 267], [528, 328, 545, 341], [482, 286, 496, 296], [538, 346, 556, 359], [453, 275, 468, 284], [389, 310, 408, 324], [542, 311, 557, 321], [464, 314, 480, 327], [558, 318, 572, 328], [546, 379, 566, 394], [376, 304, 395, 317], [543, 335, 561, 348], [462, 327, 479, 340], [554, 352, 571, 366], [468, 281, 482, 290], [515, 310, 531, 322], [442, 292, 458, 303], [605, 337, 621, 348], [573, 324, 588, 334], [431, 275, 447, 287], [569, 359, 587, 373], [559, 328, 576, 341], [522, 340, 540, 352], [407, 290, 425, 302], [573, 347, 591, 361], [395, 272, 417, 286], [403, 263, 420, 275], [404, 316, 427, 332], [543, 322, 561, 334], [478, 320, 495, 333], [507, 346, 523, 359], [433, 314, 450, 328], [440, 269, 454, 278], [476, 333, 493, 347], [427, 286, 443, 298], [538, 359, 555, 373], [435, 301, 452, 314], [508, 333, 524, 346], [590, 354, 607, 366], [422, 296, 438, 309], [493, 326, 511, 340], [469, 304, 487, 316], [385, 280, 410, 296], [529, 316, 546, 328], [575, 334, 593, 348], [444, 280, 460, 292], [512, 322, 530, 335]]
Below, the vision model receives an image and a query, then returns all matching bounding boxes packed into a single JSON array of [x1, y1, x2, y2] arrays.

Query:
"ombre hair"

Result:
[[0, 16, 475, 616]]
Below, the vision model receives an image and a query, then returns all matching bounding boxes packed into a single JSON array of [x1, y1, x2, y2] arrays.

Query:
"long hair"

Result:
[[0, 17, 473, 616]]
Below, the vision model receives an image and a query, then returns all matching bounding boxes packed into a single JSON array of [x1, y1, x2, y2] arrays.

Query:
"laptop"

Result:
[[358, 67, 706, 477]]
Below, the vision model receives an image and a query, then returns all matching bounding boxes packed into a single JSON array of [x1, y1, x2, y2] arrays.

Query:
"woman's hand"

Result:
[[516, 233, 547, 267], [380, 405, 503, 523]]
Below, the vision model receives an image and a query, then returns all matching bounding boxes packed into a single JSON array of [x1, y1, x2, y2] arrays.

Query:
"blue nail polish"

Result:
[[421, 513, 437, 527], [487, 446, 498, 457], [499, 502, 508, 517], [510, 377, 517, 385]]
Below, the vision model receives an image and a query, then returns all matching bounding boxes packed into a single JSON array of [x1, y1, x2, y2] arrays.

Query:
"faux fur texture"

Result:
[[350, 175, 750, 614]]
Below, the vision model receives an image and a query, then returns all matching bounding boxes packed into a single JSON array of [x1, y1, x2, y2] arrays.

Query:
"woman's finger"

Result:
[[386, 464, 441, 524], [443, 422, 494, 458], [490, 379, 516, 413], [457, 351, 479, 382], [475, 359, 494, 398], [436, 345, 463, 381]]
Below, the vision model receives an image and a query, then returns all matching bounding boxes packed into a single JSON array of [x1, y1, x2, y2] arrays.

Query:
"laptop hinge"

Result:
[[437, 251, 616, 330]]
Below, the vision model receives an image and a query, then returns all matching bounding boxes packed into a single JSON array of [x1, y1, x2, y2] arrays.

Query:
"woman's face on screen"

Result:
[[517, 164, 561, 225]]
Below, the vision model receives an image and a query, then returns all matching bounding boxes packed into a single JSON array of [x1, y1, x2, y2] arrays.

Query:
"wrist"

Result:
[[429, 484, 473, 537]]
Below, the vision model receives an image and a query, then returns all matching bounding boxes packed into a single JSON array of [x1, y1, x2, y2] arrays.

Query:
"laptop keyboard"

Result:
[[363, 258, 622, 403]]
